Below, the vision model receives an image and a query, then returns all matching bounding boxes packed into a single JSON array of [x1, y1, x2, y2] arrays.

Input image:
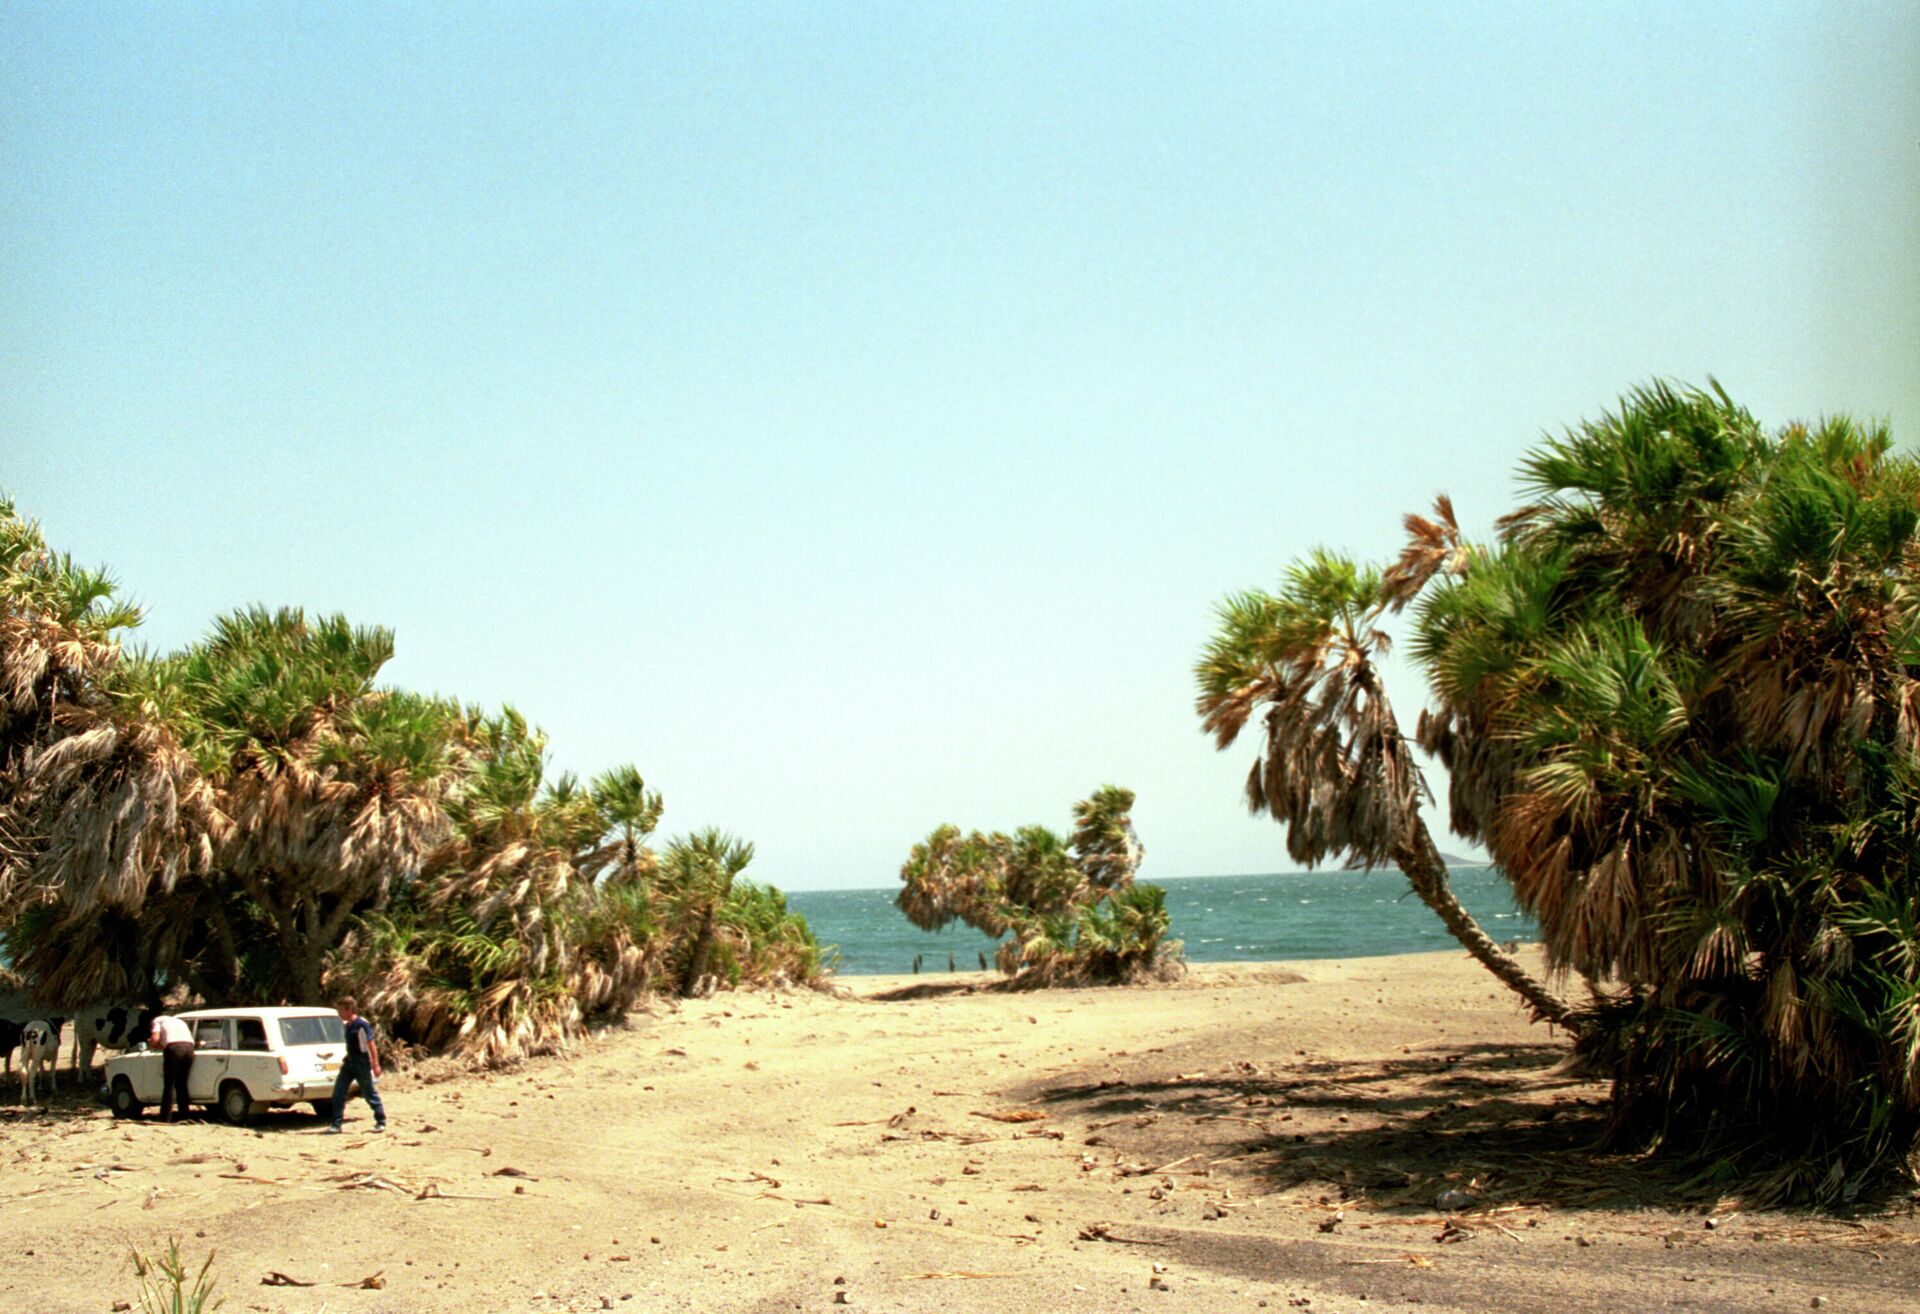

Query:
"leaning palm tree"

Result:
[[896, 825, 1017, 935], [1196, 552, 1574, 1027], [896, 787, 1178, 984]]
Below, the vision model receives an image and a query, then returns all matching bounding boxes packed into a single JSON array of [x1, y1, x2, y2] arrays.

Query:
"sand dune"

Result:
[[4, 950, 1913, 1313]]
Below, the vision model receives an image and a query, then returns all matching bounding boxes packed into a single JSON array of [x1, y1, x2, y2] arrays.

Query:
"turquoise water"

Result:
[[788, 867, 1536, 976]]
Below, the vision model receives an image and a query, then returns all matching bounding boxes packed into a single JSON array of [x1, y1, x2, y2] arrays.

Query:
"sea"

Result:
[[787, 866, 1536, 977]]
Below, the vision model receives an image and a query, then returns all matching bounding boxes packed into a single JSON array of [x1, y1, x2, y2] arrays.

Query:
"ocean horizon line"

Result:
[[780, 858, 1494, 897]]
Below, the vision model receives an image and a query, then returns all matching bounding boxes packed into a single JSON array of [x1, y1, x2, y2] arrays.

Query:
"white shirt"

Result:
[[150, 1015, 192, 1047]]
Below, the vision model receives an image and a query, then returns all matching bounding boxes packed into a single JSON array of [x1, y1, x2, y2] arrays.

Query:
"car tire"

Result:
[[110, 1077, 143, 1120], [309, 1098, 335, 1123], [219, 1081, 253, 1126]]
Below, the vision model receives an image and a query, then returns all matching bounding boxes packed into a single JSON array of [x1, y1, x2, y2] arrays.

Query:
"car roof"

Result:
[[177, 1007, 339, 1021]]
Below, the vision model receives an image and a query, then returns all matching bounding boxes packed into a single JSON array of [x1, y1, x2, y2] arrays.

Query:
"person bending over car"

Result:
[[326, 997, 386, 1134], [148, 1013, 194, 1122]]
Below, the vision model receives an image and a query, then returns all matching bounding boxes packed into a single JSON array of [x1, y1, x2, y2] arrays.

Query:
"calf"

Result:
[[19, 1020, 56, 1104], [74, 1004, 157, 1079]]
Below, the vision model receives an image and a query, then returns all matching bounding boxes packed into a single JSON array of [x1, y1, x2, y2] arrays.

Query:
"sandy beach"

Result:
[[4, 950, 1914, 1314]]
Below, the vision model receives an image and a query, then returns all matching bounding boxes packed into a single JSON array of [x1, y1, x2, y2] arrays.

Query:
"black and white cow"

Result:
[[1, 1012, 65, 1076], [19, 1020, 57, 1104], [74, 1005, 159, 1079]]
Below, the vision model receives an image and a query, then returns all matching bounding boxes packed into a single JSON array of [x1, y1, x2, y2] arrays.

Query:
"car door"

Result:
[[231, 1016, 276, 1102], [124, 1050, 166, 1102], [187, 1018, 231, 1103]]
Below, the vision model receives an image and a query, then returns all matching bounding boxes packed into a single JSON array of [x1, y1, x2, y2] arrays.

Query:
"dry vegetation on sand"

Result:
[[4, 951, 1915, 1314]]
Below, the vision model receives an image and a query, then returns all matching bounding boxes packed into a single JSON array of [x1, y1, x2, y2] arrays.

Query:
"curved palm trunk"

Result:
[[1392, 824, 1576, 1030]]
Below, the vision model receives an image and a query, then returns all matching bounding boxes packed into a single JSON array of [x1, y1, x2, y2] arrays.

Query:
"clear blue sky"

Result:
[[6, 4, 1916, 889]]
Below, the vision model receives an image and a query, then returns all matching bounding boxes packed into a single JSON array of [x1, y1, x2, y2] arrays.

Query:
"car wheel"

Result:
[[219, 1081, 253, 1126], [110, 1077, 143, 1120], [309, 1098, 335, 1123]]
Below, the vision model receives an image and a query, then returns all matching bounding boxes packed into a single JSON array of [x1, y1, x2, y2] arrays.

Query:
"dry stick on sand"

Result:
[[758, 1190, 834, 1207], [1077, 1223, 1169, 1247], [261, 1272, 317, 1287]]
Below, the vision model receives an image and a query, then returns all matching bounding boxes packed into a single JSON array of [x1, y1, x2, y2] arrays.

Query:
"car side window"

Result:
[[193, 1019, 230, 1050], [235, 1019, 269, 1052]]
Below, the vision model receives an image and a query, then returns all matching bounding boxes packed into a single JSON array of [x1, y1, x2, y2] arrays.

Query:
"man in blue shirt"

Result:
[[326, 996, 387, 1135]]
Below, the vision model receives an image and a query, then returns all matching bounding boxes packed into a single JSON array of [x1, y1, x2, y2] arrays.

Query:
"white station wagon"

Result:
[[105, 1006, 348, 1125]]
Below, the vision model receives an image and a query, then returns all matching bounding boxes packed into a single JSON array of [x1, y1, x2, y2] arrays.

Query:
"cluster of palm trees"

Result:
[[896, 786, 1179, 983], [1198, 382, 1920, 1201], [0, 501, 819, 1065]]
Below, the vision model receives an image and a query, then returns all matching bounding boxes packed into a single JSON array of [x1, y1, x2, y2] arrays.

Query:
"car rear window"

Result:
[[278, 1016, 345, 1047]]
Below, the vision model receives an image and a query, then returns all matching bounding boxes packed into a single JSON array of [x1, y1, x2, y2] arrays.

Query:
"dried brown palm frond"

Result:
[[7, 709, 214, 911], [0, 503, 162, 962], [1382, 495, 1467, 612]]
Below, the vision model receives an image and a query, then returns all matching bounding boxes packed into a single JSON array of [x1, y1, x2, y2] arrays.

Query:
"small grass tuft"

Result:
[[129, 1236, 223, 1314]]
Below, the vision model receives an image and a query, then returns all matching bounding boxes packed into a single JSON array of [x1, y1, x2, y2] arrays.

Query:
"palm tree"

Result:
[[1069, 785, 1145, 895], [661, 829, 755, 996], [1196, 552, 1575, 1027], [161, 608, 461, 1002], [0, 500, 215, 1008], [580, 765, 664, 888], [895, 787, 1178, 984], [1406, 383, 1920, 1199], [897, 825, 1016, 935]]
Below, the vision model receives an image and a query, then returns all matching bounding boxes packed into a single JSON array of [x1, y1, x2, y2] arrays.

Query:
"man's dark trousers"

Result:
[[160, 1041, 194, 1121], [331, 1055, 386, 1129]]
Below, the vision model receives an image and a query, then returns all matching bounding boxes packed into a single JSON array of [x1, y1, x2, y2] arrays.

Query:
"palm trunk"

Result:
[[680, 869, 738, 998], [290, 898, 329, 1005], [680, 904, 717, 997], [1392, 824, 1576, 1030]]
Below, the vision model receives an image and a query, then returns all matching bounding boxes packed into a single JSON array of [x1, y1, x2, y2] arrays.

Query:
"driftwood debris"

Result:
[[261, 1271, 317, 1287]]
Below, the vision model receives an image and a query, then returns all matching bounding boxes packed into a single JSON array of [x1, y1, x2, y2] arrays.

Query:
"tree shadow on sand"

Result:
[[1, 1077, 113, 1124], [1027, 1041, 1732, 1213], [0, 1080, 336, 1134]]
